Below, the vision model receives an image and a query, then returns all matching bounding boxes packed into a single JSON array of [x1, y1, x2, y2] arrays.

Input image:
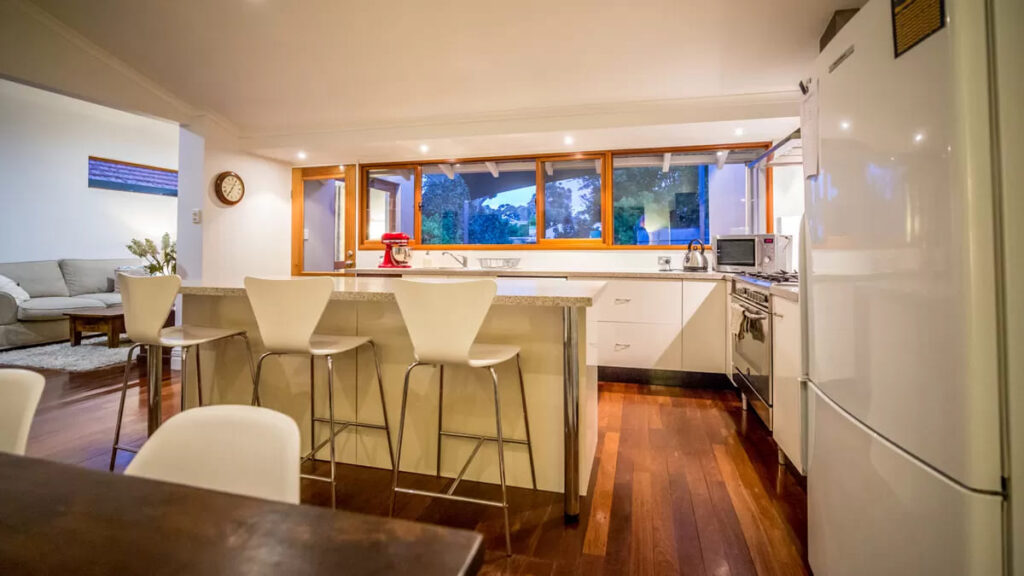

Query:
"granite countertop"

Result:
[[180, 276, 607, 307], [348, 267, 728, 281], [770, 284, 800, 302]]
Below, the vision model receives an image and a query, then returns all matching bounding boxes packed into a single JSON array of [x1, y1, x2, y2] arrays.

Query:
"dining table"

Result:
[[0, 453, 485, 575]]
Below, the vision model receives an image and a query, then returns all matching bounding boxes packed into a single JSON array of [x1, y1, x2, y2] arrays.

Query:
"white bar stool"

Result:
[[389, 278, 536, 556], [0, 368, 44, 456], [110, 274, 256, 471], [125, 405, 301, 503], [244, 277, 395, 509]]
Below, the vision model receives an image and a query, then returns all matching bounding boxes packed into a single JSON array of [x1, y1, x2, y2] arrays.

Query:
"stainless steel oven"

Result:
[[714, 234, 793, 274], [731, 279, 773, 428]]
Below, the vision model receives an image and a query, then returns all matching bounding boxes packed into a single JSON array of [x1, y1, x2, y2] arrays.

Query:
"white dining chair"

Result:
[[389, 278, 535, 556], [125, 405, 301, 503], [110, 274, 256, 471], [244, 276, 394, 509], [0, 368, 45, 455]]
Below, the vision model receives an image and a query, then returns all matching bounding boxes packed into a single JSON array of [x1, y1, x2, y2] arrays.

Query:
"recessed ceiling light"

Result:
[[734, 128, 744, 136], [840, 121, 851, 130], [297, 151, 307, 160], [914, 132, 925, 143], [564, 135, 574, 146], [419, 144, 429, 154]]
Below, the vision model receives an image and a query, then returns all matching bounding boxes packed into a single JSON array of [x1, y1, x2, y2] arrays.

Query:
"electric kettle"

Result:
[[682, 239, 709, 272]]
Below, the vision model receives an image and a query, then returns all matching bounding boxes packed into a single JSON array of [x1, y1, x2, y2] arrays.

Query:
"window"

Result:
[[421, 161, 537, 245], [364, 167, 416, 242], [611, 150, 761, 246], [302, 177, 345, 272], [356, 143, 771, 252], [611, 154, 708, 246], [540, 157, 603, 241]]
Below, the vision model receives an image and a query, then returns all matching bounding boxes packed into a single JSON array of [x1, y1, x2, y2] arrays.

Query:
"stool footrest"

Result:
[[299, 473, 333, 483], [439, 429, 530, 446], [300, 423, 350, 464], [112, 445, 139, 455], [313, 417, 387, 431], [393, 486, 507, 508]]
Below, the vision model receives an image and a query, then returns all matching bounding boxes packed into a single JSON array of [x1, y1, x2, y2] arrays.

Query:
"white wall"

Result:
[[0, 78, 178, 263], [197, 120, 292, 283]]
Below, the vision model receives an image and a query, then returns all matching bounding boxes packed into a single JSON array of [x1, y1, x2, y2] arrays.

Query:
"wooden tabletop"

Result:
[[0, 453, 485, 576], [63, 305, 124, 318]]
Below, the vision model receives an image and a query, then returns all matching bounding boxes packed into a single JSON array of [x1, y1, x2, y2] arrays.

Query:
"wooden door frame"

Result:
[[291, 165, 357, 275]]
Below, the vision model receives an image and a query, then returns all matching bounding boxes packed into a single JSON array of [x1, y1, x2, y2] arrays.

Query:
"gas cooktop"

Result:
[[734, 271, 799, 289]]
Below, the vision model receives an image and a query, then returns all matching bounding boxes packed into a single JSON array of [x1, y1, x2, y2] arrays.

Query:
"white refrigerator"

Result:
[[802, 0, 1010, 574]]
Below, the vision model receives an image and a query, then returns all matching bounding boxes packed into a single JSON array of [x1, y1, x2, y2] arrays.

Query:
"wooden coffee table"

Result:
[[65, 306, 126, 348]]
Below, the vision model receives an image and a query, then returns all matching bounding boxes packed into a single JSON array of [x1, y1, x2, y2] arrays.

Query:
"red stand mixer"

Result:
[[379, 232, 412, 268]]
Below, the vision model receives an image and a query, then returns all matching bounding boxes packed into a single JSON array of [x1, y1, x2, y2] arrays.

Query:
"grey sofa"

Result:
[[0, 258, 141, 350]]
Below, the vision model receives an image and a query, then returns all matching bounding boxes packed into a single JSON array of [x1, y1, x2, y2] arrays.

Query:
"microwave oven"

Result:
[[713, 234, 793, 273]]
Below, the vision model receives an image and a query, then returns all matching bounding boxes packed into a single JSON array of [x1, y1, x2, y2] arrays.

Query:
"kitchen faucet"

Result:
[[441, 251, 468, 268]]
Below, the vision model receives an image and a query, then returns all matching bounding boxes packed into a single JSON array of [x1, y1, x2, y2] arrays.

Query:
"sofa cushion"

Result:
[[60, 258, 141, 296], [0, 274, 30, 303], [0, 261, 68, 298], [76, 292, 122, 307], [17, 297, 106, 321]]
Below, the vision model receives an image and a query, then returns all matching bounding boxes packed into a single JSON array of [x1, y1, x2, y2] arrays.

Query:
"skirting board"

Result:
[[597, 366, 732, 388]]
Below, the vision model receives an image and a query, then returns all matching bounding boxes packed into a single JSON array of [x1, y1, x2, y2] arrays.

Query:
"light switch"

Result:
[[191, 209, 202, 224], [303, 228, 309, 240]]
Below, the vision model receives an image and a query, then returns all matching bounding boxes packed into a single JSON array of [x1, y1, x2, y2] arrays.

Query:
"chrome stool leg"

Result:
[[515, 354, 537, 490], [489, 367, 512, 556], [325, 355, 337, 509], [436, 365, 444, 478], [390, 361, 423, 517], [367, 342, 396, 471], [110, 343, 143, 471], [252, 352, 274, 407], [195, 345, 204, 407], [180, 345, 189, 412], [309, 355, 316, 459]]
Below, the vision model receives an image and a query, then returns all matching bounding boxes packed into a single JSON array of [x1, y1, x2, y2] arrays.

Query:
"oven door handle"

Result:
[[741, 307, 768, 320]]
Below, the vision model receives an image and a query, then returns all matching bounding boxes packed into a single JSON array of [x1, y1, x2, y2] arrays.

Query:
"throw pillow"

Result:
[[0, 274, 30, 303]]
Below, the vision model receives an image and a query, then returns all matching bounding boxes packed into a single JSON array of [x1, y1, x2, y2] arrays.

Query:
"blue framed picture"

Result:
[[88, 156, 178, 197]]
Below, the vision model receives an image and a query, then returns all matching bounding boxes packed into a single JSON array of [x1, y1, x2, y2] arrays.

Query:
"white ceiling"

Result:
[[29, 0, 859, 163]]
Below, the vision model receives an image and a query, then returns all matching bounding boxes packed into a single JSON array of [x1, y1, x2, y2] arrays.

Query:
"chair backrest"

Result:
[[125, 405, 300, 504], [392, 278, 496, 365], [0, 369, 45, 455], [119, 274, 180, 345], [244, 277, 334, 354]]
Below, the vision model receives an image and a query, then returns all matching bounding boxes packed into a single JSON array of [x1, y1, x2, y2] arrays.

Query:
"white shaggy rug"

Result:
[[0, 336, 136, 372]]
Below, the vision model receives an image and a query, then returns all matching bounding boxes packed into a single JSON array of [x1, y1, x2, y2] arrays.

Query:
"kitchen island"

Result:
[[176, 276, 604, 517]]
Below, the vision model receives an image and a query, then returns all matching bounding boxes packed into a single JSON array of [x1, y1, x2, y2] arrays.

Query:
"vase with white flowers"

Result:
[[126, 233, 177, 275]]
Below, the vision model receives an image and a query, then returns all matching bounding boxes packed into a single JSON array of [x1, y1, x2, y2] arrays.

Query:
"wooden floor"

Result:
[[18, 362, 808, 576]]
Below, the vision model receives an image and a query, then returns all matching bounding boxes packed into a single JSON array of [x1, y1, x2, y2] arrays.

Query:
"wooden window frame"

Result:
[[290, 165, 357, 276], [355, 141, 773, 252]]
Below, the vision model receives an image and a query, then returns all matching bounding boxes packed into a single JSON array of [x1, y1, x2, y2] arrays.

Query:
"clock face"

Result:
[[215, 171, 244, 205]]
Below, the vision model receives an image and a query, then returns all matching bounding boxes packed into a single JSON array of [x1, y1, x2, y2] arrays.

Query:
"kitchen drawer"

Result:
[[593, 279, 682, 325], [597, 321, 682, 370]]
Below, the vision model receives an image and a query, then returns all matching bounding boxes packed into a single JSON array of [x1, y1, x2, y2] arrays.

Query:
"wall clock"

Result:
[[214, 171, 245, 205]]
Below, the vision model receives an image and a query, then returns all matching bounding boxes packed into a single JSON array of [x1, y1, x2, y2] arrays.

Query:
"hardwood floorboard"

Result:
[[13, 364, 808, 575]]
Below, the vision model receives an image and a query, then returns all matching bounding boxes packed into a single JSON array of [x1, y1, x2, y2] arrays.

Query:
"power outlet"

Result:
[[191, 209, 202, 224]]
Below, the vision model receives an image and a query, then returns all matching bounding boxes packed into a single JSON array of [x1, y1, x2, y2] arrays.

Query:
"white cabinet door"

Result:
[[772, 296, 803, 472], [680, 280, 727, 373], [593, 279, 682, 324], [597, 321, 683, 370]]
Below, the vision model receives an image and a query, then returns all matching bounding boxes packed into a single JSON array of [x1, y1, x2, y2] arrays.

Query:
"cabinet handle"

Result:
[[613, 298, 632, 305], [614, 343, 631, 351], [773, 312, 784, 319]]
